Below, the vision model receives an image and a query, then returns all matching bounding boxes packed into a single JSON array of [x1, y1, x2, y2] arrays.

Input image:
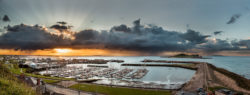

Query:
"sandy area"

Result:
[[181, 62, 250, 94], [214, 71, 250, 94]]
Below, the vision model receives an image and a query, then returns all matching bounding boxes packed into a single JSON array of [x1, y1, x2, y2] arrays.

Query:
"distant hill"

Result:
[[169, 53, 203, 59], [212, 55, 225, 56]]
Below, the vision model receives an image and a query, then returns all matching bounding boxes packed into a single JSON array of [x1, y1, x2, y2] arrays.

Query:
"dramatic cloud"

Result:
[[233, 39, 250, 49], [214, 31, 223, 35], [0, 20, 250, 54], [2, 15, 10, 22], [181, 29, 210, 44], [0, 24, 71, 50], [198, 39, 236, 52], [197, 38, 250, 54], [72, 20, 210, 52], [57, 21, 67, 25], [110, 24, 131, 33], [50, 21, 73, 32], [227, 14, 241, 24], [50, 25, 68, 30]]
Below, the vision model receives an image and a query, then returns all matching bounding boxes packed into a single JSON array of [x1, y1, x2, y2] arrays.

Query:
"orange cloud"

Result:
[[0, 49, 144, 56]]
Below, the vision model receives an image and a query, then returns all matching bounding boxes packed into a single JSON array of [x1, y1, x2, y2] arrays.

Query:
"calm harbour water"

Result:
[[26, 56, 250, 89], [58, 56, 250, 79], [28, 56, 250, 79]]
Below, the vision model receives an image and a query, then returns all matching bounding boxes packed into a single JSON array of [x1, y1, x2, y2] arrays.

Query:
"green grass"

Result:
[[0, 63, 36, 95], [43, 79, 60, 84], [208, 86, 227, 92], [3, 64, 26, 75], [70, 83, 171, 95], [3, 63, 74, 81], [0, 78, 36, 95], [25, 73, 74, 81]]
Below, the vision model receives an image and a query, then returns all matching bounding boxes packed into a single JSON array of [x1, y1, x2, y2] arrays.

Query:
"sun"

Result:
[[54, 48, 71, 53]]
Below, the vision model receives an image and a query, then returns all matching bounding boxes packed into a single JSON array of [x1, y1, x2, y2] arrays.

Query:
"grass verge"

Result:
[[208, 86, 227, 92], [0, 78, 36, 95], [43, 79, 61, 84], [70, 83, 171, 95], [3, 63, 74, 81], [25, 73, 74, 81]]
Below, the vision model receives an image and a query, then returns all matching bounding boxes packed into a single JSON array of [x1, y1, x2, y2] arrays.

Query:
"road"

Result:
[[181, 63, 206, 92]]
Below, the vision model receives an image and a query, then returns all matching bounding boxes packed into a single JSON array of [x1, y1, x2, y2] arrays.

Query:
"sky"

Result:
[[0, 0, 250, 56]]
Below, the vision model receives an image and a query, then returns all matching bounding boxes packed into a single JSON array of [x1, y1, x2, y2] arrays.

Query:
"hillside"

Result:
[[0, 61, 36, 95], [169, 53, 203, 58]]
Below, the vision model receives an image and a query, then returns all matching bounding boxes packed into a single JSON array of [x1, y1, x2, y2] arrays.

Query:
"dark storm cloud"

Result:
[[181, 29, 210, 44], [72, 20, 250, 53], [1, 20, 249, 53], [73, 20, 210, 52], [50, 24, 68, 30], [214, 31, 223, 35], [198, 39, 250, 53], [2, 15, 10, 22], [227, 14, 241, 24], [132, 19, 141, 33], [198, 39, 237, 52], [50, 21, 72, 31], [57, 21, 67, 25], [110, 24, 131, 33], [233, 39, 250, 49], [0, 24, 71, 50]]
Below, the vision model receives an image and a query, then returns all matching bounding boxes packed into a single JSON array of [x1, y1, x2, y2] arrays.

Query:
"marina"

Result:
[[126, 69, 149, 79], [38, 62, 195, 89], [40, 66, 149, 80], [2, 55, 250, 94], [108, 68, 134, 79], [22, 55, 250, 90], [2, 1, 250, 94]]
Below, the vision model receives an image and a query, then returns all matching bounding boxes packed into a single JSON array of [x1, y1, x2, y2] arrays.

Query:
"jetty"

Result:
[[122, 64, 197, 70], [68, 59, 124, 64], [87, 65, 109, 68], [140, 59, 250, 94], [142, 59, 204, 64], [109, 68, 134, 79], [96, 68, 118, 77], [127, 69, 148, 79]]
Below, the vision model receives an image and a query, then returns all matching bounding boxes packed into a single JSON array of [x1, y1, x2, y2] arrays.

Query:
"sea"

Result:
[[25, 56, 250, 89]]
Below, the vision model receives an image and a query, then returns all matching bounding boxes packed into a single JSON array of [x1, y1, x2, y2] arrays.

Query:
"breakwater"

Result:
[[142, 59, 206, 64], [121, 64, 197, 70]]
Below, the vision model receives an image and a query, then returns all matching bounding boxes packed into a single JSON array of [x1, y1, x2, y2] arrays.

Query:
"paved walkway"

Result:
[[176, 63, 212, 95]]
